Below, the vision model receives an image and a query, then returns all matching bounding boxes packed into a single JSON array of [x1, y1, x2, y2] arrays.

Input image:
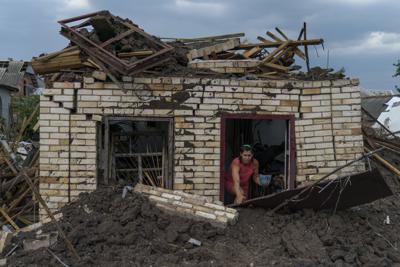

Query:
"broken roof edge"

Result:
[[121, 76, 360, 87], [52, 76, 360, 89]]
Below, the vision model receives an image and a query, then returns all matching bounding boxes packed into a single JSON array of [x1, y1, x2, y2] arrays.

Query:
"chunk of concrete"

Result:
[[0, 231, 12, 253], [0, 258, 7, 266], [92, 70, 107, 81], [23, 232, 58, 251], [19, 213, 63, 233], [188, 238, 202, 246]]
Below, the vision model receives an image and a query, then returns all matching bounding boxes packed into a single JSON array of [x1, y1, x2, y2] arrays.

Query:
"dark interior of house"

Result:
[[107, 119, 170, 187], [223, 118, 289, 204]]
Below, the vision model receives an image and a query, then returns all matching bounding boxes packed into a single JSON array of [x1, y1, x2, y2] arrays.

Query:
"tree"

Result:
[[393, 60, 400, 93]]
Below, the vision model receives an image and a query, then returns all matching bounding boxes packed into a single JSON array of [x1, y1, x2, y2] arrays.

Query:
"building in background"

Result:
[[0, 61, 43, 127]]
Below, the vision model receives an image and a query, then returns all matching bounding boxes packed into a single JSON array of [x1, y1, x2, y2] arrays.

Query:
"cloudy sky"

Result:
[[1, 0, 400, 90]]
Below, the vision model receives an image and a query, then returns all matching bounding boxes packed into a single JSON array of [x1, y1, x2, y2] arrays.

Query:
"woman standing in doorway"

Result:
[[225, 144, 261, 204]]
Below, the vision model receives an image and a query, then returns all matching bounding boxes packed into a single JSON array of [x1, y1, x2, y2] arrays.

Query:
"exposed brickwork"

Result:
[[134, 183, 238, 227], [188, 59, 260, 73], [39, 76, 365, 216]]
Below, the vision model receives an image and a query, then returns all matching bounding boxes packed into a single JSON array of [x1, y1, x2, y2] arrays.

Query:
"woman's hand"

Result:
[[234, 193, 246, 204]]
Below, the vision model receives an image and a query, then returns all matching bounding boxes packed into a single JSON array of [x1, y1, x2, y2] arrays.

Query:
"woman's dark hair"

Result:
[[240, 144, 253, 153]]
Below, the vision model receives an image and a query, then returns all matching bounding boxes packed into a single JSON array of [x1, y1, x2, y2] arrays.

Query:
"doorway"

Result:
[[220, 113, 296, 203]]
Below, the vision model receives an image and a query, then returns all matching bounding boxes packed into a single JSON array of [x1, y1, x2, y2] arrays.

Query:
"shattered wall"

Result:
[[39, 76, 365, 215]]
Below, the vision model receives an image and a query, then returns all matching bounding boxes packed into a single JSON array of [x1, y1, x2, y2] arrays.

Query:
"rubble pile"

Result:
[[0, 111, 39, 231], [3, 163, 400, 267], [32, 10, 330, 86], [362, 104, 400, 178]]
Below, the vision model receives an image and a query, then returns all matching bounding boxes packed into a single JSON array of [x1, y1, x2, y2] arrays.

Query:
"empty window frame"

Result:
[[99, 116, 174, 189]]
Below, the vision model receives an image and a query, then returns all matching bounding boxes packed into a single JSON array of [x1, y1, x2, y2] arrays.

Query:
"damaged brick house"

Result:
[[39, 76, 365, 216], [35, 10, 365, 217]]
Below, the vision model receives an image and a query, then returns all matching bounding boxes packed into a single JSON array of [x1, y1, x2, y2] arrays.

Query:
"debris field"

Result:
[[3, 153, 400, 267]]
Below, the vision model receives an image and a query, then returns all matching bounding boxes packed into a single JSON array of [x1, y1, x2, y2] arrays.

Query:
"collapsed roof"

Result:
[[32, 10, 349, 85]]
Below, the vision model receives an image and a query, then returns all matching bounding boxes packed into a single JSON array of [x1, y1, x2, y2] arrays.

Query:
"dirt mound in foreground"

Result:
[[6, 166, 400, 266]]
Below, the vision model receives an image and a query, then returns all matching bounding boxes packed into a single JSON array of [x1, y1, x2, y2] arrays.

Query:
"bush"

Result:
[[10, 95, 40, 141]]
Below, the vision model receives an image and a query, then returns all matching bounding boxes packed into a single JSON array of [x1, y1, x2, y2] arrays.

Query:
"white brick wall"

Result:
[[39, 77, 365, 216]]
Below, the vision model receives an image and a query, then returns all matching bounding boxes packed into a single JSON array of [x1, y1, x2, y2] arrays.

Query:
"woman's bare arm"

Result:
[[231, 162, 245, 203]]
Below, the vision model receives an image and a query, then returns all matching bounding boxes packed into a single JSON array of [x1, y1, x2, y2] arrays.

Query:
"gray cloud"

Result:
[[1, 0, 399, 90]]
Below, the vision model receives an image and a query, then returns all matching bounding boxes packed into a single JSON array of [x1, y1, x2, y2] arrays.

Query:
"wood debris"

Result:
[[31, 11, 328, 83], [0, 105, 40, 231], [362, 106, 400, 181]]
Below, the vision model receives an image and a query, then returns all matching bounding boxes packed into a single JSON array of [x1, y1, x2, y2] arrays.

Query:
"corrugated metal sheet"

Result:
[[0, 68, 6, 81], [361, 96, 392, 119], [0, 72, 24, 88], [0, 61, 27, 90], [6, 61, 24, 73]]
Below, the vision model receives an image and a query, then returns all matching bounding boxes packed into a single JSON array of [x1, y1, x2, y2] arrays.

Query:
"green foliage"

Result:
[[10, 95, 40, 140], [393, 60, 400, 93]]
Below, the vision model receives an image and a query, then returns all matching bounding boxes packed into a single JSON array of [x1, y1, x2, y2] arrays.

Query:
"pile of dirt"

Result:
[[5, 161, 400, 266]]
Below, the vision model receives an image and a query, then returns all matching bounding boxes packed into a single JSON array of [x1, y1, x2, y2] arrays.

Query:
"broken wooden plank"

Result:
[[374, 141, 400, 156], [84, 59, 102, 69], [303, 22, 310, 72], [242, 47, 262, 58], [117, 50, 154, 58], [215, 51, 236, 59], [187, 38, 240, 61], [33, 46, 79, 62], [263, 62, 289, 72], [260, 41, 290, 63], [32, 48, 84, 74], [297, 27, 304, 40], [167, 33, 245, 43], [99, 29, 136, 48], [7, 179, 38, 214], [143, 171, 157, 187], [267, 30, 306, 60], [21, 171, 81, 261], [267, 46, 292, 64], [237, 39, 323, 50], [0, 231, 12, 254], [16, 104, 39, 145], [362, 107, 400, 140], [0, 147, 17, 175], [257, 36, 275, 44], [32, 121, 39, 132], [16, 216, 32, 226], [0, 168, 36, 193], [275, 27, 289, 41], [373, 140, 400, 154], [366, 148, 400, 177], [0, 207, 19, 230], [266, 31, 283, 42]]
